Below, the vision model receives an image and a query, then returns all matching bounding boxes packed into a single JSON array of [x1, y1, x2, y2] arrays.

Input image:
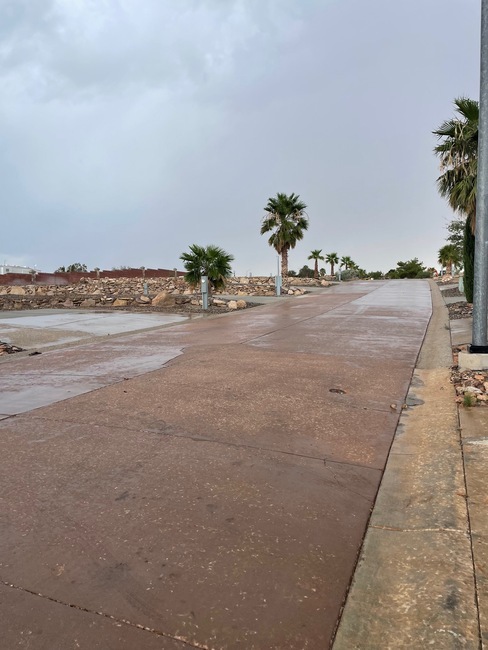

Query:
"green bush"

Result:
[[337, 268, 359, 281]]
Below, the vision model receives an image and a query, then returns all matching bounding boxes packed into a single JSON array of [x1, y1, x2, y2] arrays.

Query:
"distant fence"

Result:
[[0, 268, 185, 286]]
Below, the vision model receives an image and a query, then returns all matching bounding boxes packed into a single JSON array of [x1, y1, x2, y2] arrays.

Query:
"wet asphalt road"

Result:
[[0, 280, 432, 649]]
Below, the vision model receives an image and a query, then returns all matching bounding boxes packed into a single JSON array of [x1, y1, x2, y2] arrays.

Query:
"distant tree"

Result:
[[319, 267, 326, 277], [438, 244, 461, 275], [307, 249, 324, 279], [325, 252, 339, 276], [368, 271, 384, 280], [445, 218, 465, 260], [297, 265, 315, 278], [56, 263, 87, 273], [180, 244, 234, 291], [261, 193, 308, 278], [287, 270, 297, 277], [340, 255, 355, 270], [386, 258, 429, 279]]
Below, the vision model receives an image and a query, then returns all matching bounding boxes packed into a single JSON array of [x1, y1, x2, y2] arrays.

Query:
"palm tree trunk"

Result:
[[447, 261, 452, 275], [314, 260, 318, 278], [330, 263, 335, 276], [281, 248, 289, 278]]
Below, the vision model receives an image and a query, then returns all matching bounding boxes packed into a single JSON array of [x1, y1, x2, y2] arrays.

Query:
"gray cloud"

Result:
[[0, 0, 481, 273]]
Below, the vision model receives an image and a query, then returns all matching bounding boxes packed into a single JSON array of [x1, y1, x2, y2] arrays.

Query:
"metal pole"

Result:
[[276, 255, 281, 296], [472, 0, 488, 352], [201, 275, 208, 310]]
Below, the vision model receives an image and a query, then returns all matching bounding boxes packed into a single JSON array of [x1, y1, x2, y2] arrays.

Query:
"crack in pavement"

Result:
[[370, 525, 467, 534], [1, 579, 213, 650], [242, 291, 379, 345], [26, 414, 385, 476]]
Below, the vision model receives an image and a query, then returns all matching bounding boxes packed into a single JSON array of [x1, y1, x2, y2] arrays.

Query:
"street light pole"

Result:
[[472, 0, 488, 353]]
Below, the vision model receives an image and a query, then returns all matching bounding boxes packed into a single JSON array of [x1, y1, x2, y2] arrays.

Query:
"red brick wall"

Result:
[[0, 268, 185, 286]]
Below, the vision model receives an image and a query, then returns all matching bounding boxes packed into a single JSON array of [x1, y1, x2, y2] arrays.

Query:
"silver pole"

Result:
[[276, 255, 281, 296], [472, 0, 488, 352]]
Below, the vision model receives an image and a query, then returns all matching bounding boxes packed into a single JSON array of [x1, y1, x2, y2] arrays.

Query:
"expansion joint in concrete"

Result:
[[244, 292, 374, 345], [457, 411, 484, 648], [0, 579, 210, 650]]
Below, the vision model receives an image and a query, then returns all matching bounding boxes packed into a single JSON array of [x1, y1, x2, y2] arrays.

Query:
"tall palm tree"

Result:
[[434, 97, 479, 301], [325, 252, 339, 276], [340, 255, 354, 270], [308, 249, 324, 279], [261, 193, 308, 278], [180, 244, 234, 291], [438, 244, 461, 276], [434, 97, 478, 231]]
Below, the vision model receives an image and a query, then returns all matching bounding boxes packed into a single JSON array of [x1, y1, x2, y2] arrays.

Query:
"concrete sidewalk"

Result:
[[334, 281, 487, 649], [0, 280, 431, 649]]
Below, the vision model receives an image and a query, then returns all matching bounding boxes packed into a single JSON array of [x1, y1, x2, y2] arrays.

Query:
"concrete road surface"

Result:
[[0, 280, 431, 649]]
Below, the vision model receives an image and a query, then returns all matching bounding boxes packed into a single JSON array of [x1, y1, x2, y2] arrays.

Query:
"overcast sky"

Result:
[[0, 0, 481, 274]]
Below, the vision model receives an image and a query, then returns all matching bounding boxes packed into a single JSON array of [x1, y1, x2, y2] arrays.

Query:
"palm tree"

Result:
[[340, 255, 354, 270], [308, 249, 324, 279], [434, 97, 478, 230], [180, 244, 234, 291], [438, 244, 461, 276], [434, 97, 478, 301], [325, 252, 339, 277], [261, 193, 308, 278]]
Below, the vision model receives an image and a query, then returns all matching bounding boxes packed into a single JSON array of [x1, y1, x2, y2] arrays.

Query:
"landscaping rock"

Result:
[[152, 291, 175, 307], [80, 298, 96, 308]]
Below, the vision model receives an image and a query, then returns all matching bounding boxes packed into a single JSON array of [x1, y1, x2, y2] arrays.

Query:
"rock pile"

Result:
[[451, 353, 488, 406], [0, 341, 24, 355], [0, 275, 327, 312], [448, 302, 473, 319]]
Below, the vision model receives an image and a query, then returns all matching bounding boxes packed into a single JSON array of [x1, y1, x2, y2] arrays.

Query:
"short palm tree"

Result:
[[325, 252, 339, 276], [308, 249, 324, 279], [438, 244, 461, 276], [180, 244, 234, 291], [261, 193, 308, 277]]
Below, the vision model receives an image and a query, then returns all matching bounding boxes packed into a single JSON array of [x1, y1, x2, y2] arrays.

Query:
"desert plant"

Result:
[[180, 244, 234, 291], [340, 255, 355, 270], [434, 98, 478, 300], [298, 265, 315, 278], [308, 249, 324, 279], [438, 244, 461, 275], [325, 252, 339, 276], [261, 193, 308, 277]]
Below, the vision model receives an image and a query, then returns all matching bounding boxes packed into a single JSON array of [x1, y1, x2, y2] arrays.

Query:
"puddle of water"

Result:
[[0, 311, 188, 336]]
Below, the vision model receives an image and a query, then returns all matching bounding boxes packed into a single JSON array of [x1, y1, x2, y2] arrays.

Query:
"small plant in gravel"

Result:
[[463, 392, 477, 407]]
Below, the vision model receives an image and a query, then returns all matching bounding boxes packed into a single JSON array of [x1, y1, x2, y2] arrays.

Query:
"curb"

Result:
[[332, 281, 480, 649]]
